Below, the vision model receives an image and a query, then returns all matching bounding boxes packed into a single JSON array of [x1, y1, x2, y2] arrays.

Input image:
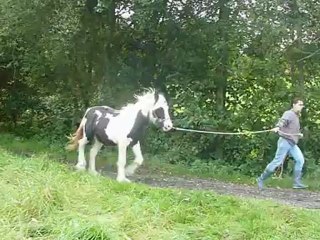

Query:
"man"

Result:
[[257, 97, 307, 190]]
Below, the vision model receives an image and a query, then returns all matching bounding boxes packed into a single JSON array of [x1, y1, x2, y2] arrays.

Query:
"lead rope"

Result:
[[173, 126, 301, 179], [172, 126, 301, 136]]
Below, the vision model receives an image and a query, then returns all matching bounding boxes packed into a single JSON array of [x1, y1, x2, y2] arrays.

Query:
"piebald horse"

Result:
[[66, 89, 173, 182]]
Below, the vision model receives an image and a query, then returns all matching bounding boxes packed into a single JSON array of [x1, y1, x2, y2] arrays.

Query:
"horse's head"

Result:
[[134, 88, 173, 131], [150, 91, 173, 132]]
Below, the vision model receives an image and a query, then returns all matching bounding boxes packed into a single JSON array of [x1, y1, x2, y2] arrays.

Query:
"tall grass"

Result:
[[1, 148, 320, 239]]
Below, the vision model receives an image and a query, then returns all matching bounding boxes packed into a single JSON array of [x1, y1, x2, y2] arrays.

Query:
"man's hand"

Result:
[[272, 127, 280, 133], [298, 133, 303, 138]]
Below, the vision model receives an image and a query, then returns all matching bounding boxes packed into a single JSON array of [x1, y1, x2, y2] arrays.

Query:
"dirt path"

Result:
[[136, 175, 320, 209], [102, 170, 320, 209], [7, 147, 320, 209]]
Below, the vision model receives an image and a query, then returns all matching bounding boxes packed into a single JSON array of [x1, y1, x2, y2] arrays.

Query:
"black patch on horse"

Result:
[[127, 110, 150, 147], [153, 107, 165, 119], [84, 106, 119, 142], [153, 107, 165, 128], [94, 116, 116, 146], [84, 109, 99, 141]]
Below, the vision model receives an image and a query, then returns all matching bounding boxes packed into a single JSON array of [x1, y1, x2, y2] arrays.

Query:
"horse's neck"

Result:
[[114, 103, 149, 137], [136, 103, 151, 117], [121, 101, 151, 118], [126, 106, 151, 146]]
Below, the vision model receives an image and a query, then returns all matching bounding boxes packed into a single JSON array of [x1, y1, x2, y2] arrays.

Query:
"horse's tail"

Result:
[[65, 119, 85, 151]]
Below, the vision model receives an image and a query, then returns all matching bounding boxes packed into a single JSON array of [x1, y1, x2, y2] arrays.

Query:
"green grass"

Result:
[[1, 133, 320, 191], [1, 148, 320, 240]]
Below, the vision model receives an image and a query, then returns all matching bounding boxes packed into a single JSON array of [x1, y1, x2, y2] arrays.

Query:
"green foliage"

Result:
[[1, 0, 320, 175]]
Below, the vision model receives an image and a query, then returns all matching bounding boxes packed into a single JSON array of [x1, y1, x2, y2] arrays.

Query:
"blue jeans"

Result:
[[266, 137, 305, 172]]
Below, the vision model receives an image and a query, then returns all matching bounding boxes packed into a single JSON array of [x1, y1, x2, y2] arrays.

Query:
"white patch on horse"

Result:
[[105, 113, 113, 119], [94, 110, 103, 124], [125, 141, 144, 176]]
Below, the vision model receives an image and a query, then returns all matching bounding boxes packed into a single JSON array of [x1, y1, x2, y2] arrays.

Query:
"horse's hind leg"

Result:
[[76, 137, 89, 171], [125, 141, 144, 176], [89, 139, 103, 175]]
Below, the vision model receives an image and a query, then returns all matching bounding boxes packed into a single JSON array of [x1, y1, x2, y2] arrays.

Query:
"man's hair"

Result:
[[292, 97, 303, 105]]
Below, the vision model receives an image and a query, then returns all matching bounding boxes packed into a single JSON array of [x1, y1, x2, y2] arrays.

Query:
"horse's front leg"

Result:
[[125, 141, 144, 176], [116, 141, 131, 182]]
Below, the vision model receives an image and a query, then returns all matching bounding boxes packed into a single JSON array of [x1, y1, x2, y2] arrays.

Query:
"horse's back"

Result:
[[85, 106, 120, 116], [83, 106, 119, 142]]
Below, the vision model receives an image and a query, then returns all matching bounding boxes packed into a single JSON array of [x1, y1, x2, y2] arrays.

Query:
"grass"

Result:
[[1, 148, 320, 240], [1, 133, 320, 191]]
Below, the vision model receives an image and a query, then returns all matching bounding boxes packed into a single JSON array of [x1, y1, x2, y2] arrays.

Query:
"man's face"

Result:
[[293, 100, 304, 113]]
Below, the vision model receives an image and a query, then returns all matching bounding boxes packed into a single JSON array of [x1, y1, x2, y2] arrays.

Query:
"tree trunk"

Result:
[[101, 0, 116, 103], [214, 0, 230, 160]]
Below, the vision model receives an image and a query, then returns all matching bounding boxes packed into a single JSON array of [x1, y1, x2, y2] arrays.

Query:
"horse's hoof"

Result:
[[125, 167, 135, 176], [116, 177, 131, 183], [89, 170, 99, 176], [75, 164, 86, 171]]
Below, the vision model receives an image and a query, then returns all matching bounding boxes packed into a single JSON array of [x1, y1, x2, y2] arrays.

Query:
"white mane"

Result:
[[133, 88, 156, 101], [120, 88, 157, 115]]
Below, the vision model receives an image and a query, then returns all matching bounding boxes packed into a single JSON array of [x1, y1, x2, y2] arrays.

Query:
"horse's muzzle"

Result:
[[162, 122, 173, 132]]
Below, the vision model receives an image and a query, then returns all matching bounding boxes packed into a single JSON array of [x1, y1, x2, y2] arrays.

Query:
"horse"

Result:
[[66, 88, 173, 182]]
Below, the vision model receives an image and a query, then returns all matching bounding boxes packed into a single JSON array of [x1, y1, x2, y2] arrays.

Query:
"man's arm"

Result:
[[272, 111, 292, 132], [276, 111, 291, 128]]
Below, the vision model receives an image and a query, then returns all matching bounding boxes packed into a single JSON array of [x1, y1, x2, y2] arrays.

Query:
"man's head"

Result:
[[292, 97, 304, 113]]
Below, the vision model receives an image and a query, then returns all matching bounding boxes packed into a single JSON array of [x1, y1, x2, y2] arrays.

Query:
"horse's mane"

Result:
[[120, 88, 157, 113]]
